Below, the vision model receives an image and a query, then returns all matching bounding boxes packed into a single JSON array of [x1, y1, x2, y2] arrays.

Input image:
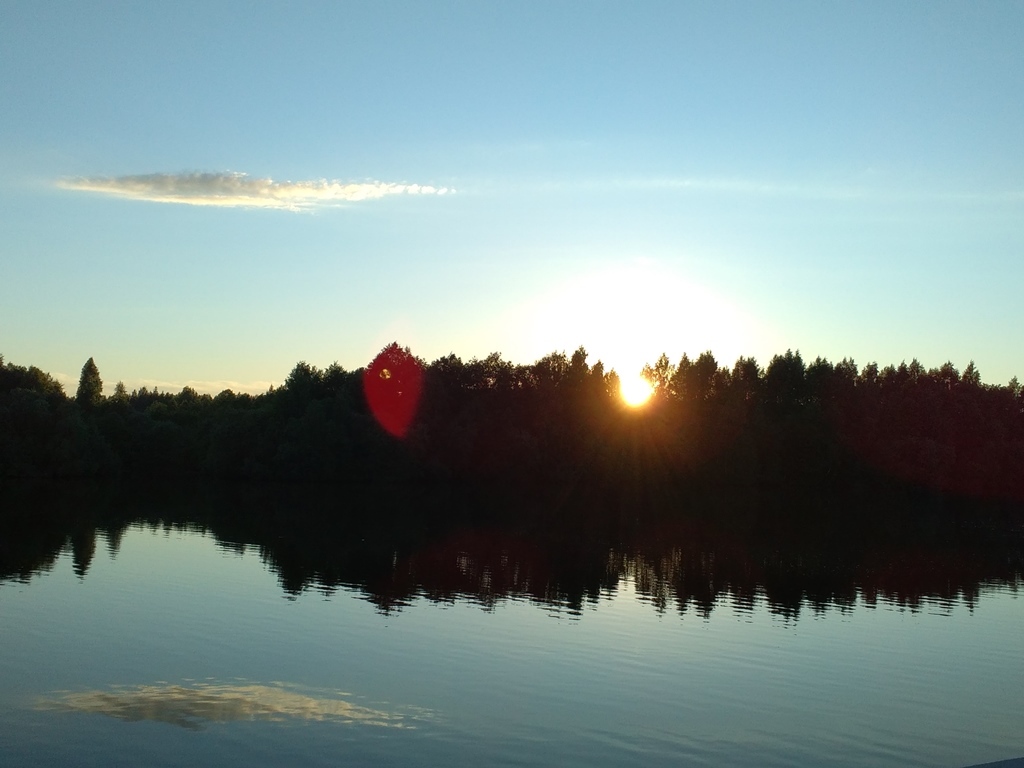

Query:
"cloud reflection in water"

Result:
[[37, 681, 426, 731]]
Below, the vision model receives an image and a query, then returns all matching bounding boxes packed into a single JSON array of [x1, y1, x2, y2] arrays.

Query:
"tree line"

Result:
[[1, 346, 1022, 505]]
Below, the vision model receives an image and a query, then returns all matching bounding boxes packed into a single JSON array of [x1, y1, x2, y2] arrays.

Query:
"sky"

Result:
[[2, 1, 1022, 394]]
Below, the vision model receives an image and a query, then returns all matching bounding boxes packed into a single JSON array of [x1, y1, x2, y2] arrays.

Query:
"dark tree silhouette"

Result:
[[0, 348, 1021, 506], [76, 357, 103, 409]]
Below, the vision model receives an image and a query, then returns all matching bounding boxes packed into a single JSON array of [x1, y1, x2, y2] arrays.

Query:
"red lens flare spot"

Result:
[[363, 344, 423, 438]]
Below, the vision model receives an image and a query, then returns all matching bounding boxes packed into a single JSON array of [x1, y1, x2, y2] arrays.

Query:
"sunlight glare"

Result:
[[505, 259, 775, 380], [620, 375, 654, 407]]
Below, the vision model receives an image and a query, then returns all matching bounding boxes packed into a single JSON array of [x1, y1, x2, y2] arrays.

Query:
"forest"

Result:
[[1, 345, 1023, 509]]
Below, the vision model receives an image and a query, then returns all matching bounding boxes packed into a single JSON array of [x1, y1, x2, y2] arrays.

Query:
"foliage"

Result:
[[0, 349, 1021, 507], [76, 357, 103, 409]]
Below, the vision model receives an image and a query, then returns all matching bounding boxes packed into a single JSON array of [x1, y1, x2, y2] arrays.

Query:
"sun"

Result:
[[506, 261, 771, 388], [620, 375, 654, 407]]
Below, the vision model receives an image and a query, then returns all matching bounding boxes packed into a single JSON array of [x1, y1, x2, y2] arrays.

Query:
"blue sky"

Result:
[[2, 1, 1022, 393]]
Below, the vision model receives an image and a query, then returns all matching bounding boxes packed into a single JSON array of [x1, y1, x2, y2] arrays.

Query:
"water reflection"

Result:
[[2, 480, 1022, 622], [37, 681, 423, 730]]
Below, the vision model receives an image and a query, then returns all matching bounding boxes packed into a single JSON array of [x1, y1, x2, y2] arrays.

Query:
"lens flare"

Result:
[[363, 344, 423, 438]]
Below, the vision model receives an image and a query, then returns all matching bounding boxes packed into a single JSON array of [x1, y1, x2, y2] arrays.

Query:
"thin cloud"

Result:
[[57, 171, 452, 210], [642, 177, 1024, 204], [496, 175, 1023, 205], [640, 177, 864, 199], [136, 378, 276, 395]]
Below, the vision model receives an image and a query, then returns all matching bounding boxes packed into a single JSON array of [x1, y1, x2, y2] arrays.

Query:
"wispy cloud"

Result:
[[493, 175, 1023, 205], [637, 177, 1024, 204], [637, 177, 867, 200], [52, 373, 275, 397], [136, 379, 277, 396], [57, 171, 452, 210]]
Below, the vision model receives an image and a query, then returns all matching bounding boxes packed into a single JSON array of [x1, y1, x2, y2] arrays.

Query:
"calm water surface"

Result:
[[1, 486, 1022, 767]]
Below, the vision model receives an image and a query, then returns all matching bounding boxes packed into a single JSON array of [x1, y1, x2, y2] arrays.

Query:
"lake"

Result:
[[1, 482, 1022, 767]]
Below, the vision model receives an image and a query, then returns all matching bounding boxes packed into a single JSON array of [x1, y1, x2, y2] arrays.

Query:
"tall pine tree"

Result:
[[76, 357, 103, 408]]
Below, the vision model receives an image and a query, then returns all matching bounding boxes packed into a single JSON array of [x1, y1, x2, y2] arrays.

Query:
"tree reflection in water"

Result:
[[2, 480, 1022, 621]]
